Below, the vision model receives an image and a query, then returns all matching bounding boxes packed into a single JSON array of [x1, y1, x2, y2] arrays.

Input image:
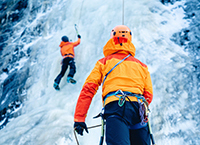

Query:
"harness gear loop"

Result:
[[137, 98, 148, 125]]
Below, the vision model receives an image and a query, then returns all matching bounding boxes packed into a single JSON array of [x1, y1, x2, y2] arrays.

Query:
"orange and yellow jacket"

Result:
[[74, 37, 153, 122], [59, 38, 81, 58]]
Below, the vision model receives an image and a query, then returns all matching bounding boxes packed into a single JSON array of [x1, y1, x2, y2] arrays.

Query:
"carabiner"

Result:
[[118, 95, 126, 107]]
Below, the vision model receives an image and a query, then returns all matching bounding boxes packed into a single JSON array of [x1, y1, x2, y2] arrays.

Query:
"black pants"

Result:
[[104, 101, 151, 145], [54, 57, 76, 84]]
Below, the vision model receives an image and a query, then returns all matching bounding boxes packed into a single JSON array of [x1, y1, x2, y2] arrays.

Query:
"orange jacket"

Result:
[[74, 37, 153, 122], [59, 38, 81, 58]]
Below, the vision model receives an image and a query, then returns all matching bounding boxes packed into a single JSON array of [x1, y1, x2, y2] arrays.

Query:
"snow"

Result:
[[0, 73, 8, 84]]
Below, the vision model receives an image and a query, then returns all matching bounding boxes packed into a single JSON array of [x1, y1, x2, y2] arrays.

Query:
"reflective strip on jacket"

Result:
[[74, 37, 153, 122], [59, 38, 81, 58]]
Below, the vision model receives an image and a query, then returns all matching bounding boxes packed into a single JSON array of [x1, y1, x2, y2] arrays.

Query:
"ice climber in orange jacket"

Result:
[[74, 25, 153, 145], [53, 34, 81, 90]]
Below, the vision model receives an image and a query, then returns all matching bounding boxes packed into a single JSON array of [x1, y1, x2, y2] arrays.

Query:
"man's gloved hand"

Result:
[[77, 34, 81, 38], [74, 122, 88, 136]]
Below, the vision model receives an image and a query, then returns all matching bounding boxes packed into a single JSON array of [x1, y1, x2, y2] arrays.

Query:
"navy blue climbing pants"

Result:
[[104, 101, 151, 145], [54, 57, 76, 84]]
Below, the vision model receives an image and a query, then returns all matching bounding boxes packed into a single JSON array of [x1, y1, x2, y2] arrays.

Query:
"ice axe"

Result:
[[74, 24, 79, 35], [148, 118, 156, 145]]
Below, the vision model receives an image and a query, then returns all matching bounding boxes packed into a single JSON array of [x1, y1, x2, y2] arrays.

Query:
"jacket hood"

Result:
[[103, 37, 136, 57], [59, 41, 70, 47]]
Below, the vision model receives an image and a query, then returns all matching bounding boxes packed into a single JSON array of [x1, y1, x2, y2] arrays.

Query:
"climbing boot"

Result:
[[67, 77, 76, 84], [53, 82, 60, 90]]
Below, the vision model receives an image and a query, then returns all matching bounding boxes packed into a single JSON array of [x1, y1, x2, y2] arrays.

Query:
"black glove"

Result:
[[74, 122, 88, 136], [77, 34, 81, 39]]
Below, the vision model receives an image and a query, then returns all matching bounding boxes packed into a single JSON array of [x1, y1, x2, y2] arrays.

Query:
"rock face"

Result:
[[0, 0, 29, 128], [0, 0, 54, 128]]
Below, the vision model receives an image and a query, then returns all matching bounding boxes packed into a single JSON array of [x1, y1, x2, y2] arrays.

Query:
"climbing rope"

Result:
[[74, 0, 84, 40], [78, 0, 84, 25], [122, 0, 124, 25]]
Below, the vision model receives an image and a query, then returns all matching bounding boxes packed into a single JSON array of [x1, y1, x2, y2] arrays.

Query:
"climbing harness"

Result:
[[89, 90, 149, 145], [64, 53, 74, 58], [103, 89, 156, 144], [104, 90, 149, 128]]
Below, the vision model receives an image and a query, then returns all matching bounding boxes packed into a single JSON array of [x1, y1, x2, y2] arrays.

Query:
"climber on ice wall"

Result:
[[53, 33, 81, 90], [73, 25, 153, 145]]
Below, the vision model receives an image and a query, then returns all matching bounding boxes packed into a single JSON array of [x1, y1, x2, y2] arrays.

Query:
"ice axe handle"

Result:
[[74, 24, 79, 35], [148, 120, 156, 145], [150, 134, 156, 145], [99, 136, 104, 145]]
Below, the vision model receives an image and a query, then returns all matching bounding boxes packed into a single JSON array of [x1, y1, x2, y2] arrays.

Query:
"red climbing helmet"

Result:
[[110, 25, 132, 41]]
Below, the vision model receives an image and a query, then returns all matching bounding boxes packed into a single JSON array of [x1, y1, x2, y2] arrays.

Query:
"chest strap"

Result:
[[102, 54, 131, 85]]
